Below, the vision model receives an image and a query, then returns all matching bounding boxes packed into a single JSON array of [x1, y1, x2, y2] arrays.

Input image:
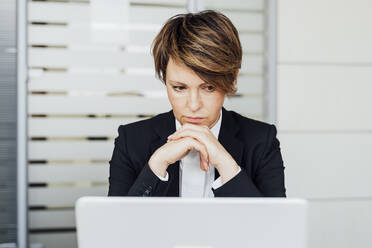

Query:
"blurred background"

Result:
[[0, 0, 371, 248]]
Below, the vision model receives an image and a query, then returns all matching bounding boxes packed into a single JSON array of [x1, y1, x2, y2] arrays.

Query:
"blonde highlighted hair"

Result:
[[151, 10, 242, 95]]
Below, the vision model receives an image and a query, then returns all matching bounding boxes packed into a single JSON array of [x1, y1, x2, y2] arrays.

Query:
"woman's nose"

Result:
[[187, 91, 202, 112]]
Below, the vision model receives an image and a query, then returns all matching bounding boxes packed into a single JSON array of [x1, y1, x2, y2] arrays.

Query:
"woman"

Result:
[[108, 10, 286, 197]]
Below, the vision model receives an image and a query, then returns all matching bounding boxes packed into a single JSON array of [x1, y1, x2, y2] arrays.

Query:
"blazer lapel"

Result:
[[216, 107, 244, 180], [149, 110, 180, 196]]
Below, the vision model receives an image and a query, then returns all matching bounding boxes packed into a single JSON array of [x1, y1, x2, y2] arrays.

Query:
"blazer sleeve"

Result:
[[212, 124, 286, 197], [108, 126, 169, 196]]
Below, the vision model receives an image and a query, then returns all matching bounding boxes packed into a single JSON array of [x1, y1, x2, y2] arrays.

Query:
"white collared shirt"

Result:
[[156, 109, 241, 197]]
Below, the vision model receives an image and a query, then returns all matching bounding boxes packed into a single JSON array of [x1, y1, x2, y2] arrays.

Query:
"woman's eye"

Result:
[[173, 86, 186, 91], [204, 85, 215, 92]]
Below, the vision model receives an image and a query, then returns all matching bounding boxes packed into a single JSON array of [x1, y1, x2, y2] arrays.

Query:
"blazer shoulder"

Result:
[[229, 110, 273, 129], [118, 111, 170, 132], [115, 111, 172, 145], [227, 110, 277, 143]]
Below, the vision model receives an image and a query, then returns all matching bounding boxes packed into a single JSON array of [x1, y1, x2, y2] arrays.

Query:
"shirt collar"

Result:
[[175, 108, 222, 139]]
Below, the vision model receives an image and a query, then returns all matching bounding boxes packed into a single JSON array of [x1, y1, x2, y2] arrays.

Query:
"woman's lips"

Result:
[[186, 116, 204, 124]]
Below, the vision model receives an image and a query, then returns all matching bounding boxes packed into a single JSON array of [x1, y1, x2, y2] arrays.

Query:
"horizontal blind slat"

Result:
[[29, 141, 114, 160], [28, 118, 145, 137], [204, 0, 264, 10], [29, 186, 107, 206], [28, 2, 186, 25], [29, 74, 165, 92], [28, 48, 154, 68], [30, 232, 77, 248], [29, 164, 109, 183], [29, 96, 172, 115], [28, 25, 159, 47], [30, 210, 75, 229]]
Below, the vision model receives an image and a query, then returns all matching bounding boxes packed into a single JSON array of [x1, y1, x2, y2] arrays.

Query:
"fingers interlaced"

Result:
[[168, 134, 210, 171], [184, 137, 209, 171], [169, 123, 210, 140]]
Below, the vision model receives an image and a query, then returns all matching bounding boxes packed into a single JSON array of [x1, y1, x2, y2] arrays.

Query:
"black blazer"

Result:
[[108, 107, 286, 197]]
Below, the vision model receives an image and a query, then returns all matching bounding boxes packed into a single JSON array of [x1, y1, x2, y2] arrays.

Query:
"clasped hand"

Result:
[[148, 123, 239, 183]]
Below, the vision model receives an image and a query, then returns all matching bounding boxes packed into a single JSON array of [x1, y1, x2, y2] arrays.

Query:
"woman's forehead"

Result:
[[166, 58, 206, 85]]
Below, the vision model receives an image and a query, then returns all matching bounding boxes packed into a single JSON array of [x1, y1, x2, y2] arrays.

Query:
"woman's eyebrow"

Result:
[[169, 80, 187, 85], [169, 80, 208, 86]]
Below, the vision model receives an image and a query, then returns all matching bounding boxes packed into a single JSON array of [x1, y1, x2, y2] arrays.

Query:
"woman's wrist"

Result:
[[148, 156, 168, 178], [215, 156, 240, 184]]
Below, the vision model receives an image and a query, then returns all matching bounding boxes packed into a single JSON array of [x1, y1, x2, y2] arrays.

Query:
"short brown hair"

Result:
[[151, 10, 242, 95]]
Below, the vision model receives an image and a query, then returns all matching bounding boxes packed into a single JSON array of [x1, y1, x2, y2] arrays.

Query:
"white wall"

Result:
[[277, 0, 372, 247]]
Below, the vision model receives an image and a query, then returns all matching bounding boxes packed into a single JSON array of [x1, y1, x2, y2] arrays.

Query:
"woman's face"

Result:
[[165, 57, 226, 129]]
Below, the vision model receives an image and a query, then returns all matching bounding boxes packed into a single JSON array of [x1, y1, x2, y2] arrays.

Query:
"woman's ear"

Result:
[[234, 69, 240, 86]]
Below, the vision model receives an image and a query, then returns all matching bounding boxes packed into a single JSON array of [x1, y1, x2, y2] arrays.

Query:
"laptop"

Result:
[[75, 197, 308, 248]]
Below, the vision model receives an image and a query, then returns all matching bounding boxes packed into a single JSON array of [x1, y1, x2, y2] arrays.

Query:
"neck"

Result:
[[208, 110, 222, 129]]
